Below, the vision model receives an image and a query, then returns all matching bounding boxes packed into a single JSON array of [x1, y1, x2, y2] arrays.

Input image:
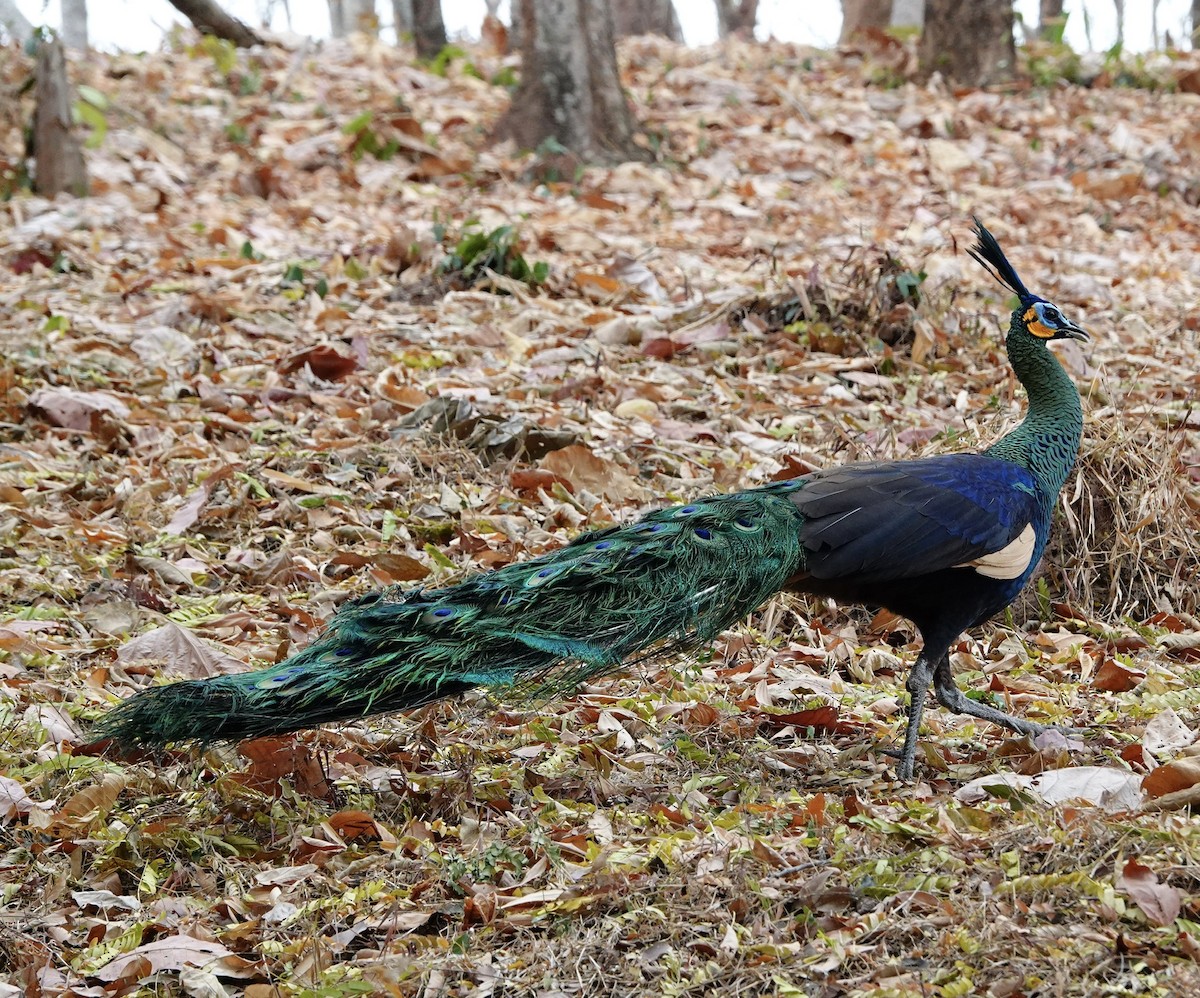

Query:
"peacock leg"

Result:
[[931, 654, 1047, 737], [896, 652, 937, 781]]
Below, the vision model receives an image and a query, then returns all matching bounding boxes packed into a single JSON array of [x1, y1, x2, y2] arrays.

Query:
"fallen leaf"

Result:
[[96, 934, 259, 982], [0, 774, 52, 823], [539, 444, 646, 502], [955, 766, 1144, 812], [1092, 657, 1145, 692], [165, 464, 237, 535], [117, 621, 245, 678], [28, 388, 130, 431], [1142, 746, 1200, 799], [1117, 859, 1181, 928], [1142, 708, 1195, 758]]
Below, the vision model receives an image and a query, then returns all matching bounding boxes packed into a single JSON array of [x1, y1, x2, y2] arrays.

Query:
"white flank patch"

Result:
[[956, 523, 1036, 580]]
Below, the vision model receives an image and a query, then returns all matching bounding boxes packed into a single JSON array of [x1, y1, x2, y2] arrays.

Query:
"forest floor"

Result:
[[2, 28, 1200, 998]]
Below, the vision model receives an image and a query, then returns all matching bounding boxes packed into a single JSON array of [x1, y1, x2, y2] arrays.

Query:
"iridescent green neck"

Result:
[[984, 314, 1083, 500]]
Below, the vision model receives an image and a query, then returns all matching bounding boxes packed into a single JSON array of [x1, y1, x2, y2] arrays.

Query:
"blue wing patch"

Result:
[[792, 455, 1044, 582]]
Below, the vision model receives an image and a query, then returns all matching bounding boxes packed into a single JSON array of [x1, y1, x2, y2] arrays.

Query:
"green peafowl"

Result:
[[95, 220, 1089, 780]]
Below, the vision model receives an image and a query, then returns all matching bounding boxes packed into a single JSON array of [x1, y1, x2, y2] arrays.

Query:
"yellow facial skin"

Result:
[[1024, 305, 1055, 339]]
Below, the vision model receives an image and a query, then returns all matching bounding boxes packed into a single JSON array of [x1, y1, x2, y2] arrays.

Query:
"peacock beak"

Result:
[[1057, 319, 1090, 342]]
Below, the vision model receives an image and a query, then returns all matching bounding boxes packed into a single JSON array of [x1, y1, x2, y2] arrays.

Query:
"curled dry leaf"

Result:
[[47, 773, 127, 835]]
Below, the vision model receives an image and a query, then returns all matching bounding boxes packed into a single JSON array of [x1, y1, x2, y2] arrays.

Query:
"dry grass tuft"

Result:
[[1057, 404, 1199, 619]]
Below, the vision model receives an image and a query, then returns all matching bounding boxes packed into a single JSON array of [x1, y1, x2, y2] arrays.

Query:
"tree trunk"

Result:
[[714, 0, 757, 39], [493, 0, 647, 164], [919, 0, 1015, 86], [33, 36, 88, 197], [891, 0, 924, 29], [329, 0, 347, 37], [391, 0, 412, 40], [1113, 0, 1124, 47], [509, 0, 523, 49], [0, 0, 34, 43], [62, 0, 88, 49], [412, 0, 447, 58], [612, 0, 682, 41], [353, 0, 379, 35], [168, 0, 264, 47], [1193, 0, 1200, 47], [1038, 0, 1064, 39], [840, 0, 891, 42]]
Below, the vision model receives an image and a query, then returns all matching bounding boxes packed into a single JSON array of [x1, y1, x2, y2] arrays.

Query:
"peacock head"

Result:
[[967, 218, 1089, 345]]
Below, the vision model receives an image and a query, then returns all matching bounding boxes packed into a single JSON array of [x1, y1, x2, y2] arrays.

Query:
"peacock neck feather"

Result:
[[983, 312, 1083, 502]]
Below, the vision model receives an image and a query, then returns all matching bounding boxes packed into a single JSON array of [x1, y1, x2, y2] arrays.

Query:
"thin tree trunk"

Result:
[[612, 0, 682, 41], [352, 0, 378, 35], [329, 0, 348, 37], [391, 0, 412, 40], [412, 0, 447, 57], [714, 0, 757, 39], [1150, 0, 1159, 49], [168, 0, 264, 47], [0, 0, 34, 43], [840, 0, 891, 42], [62, 0, 88, 49], [919, 0, 1015, 85], [1038, 0, 1064, 39], [1113, 0, 1124, 47], [33, 36, 88, 197], [493, 0, 647, 164], [1193, 0, 1200, 47]]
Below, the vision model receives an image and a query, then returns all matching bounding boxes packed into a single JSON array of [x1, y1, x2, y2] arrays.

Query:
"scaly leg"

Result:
[[897, 652, 937, 781], [931, 654, 1047, 736]]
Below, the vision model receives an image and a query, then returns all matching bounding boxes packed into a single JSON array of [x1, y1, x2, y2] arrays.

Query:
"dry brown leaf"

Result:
[[117, 621, 245, 679], [1092, 657, 1146, 692], [1142, 747, 1200, 800], [233, 738, 332, 800], [1117, 859, 1181, 928], [48, 773, 127, 834], [539, 444, 646, 502]]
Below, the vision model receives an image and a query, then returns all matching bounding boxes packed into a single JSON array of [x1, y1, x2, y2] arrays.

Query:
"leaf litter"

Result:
[[1, 29, 1199, 998]]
